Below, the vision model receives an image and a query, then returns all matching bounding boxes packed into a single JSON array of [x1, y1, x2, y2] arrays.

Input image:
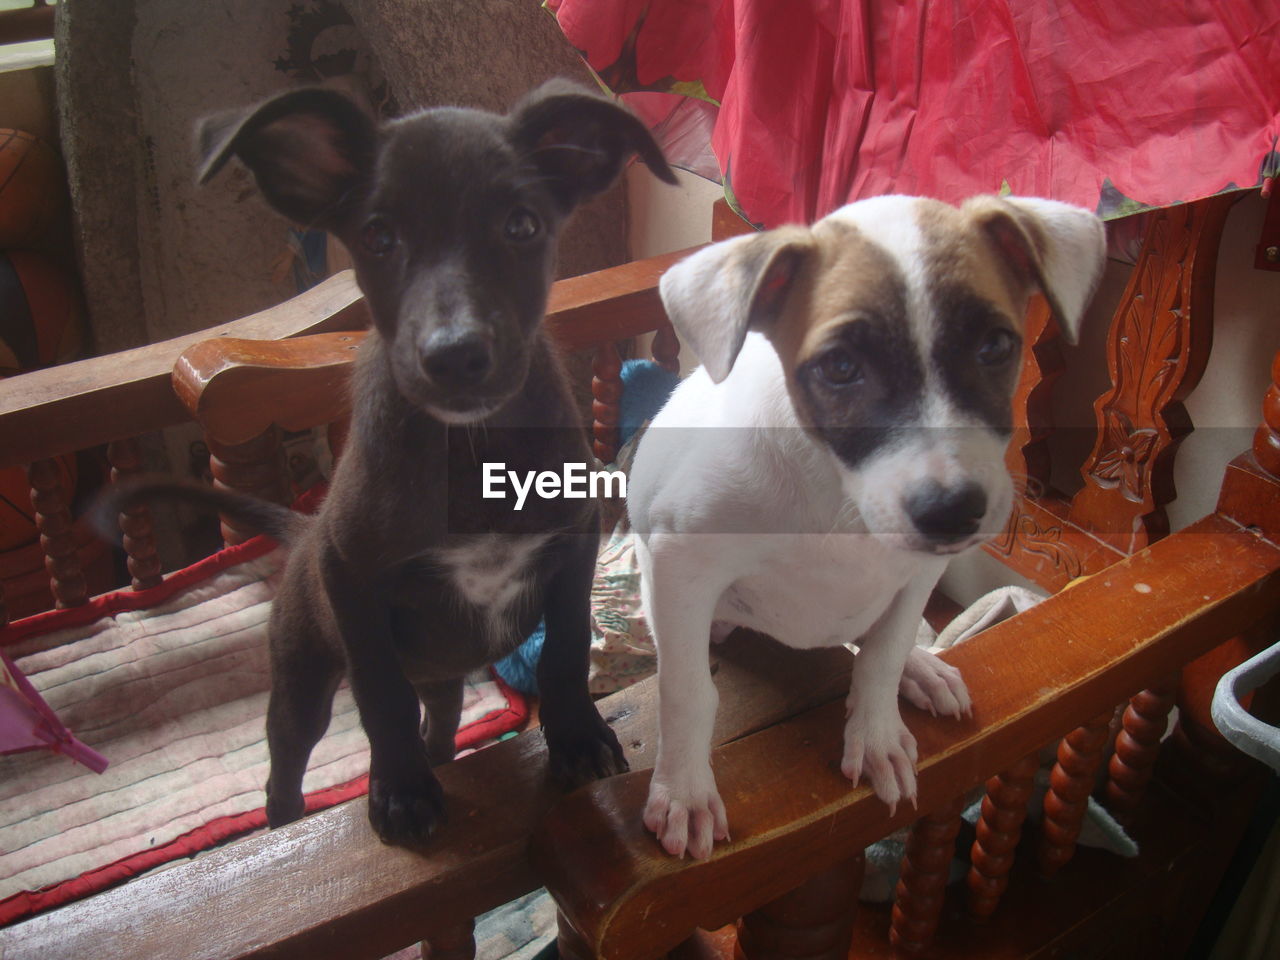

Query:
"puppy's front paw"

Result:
[[545, 712, 629, 788], [367, 765, 447, 846], [841, 704, 919, 816], [898, 646, 972, 719], [265, 784, 305, 829], [643, 767, 730, 859]]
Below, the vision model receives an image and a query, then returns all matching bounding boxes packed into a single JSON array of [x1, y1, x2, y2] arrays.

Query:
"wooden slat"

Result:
[[175, 253, 695, 441], [533, 513, 1280, 960], [543, 248, 695, 350], [0, 271, 369, 470], [0, 634, 853, 960], [174, 333, 364, 446]]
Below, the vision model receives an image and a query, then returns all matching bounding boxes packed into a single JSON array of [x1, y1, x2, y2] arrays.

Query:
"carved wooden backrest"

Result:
[[995, 196, 1235, 587]]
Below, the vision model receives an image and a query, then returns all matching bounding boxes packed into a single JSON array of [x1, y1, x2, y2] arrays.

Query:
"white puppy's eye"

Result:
[[977, 328, 1019, 366], [360, 217, 396, 257], [815, 347, 864, 386], [504, 206, 542, 242]]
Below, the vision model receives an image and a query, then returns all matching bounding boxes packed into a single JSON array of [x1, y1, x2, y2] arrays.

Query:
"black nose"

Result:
[[420, 331, 492, 389], [903, 480, 987, 544]]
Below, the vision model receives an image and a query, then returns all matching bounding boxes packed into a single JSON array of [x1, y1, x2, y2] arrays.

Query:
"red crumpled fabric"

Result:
[[548, 0, 1279, 227]]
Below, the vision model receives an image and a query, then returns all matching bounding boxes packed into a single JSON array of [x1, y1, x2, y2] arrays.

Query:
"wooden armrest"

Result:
[[0, 271, 368, 470], [532, 514, 1280, 960], [172, 249, 697, 443], [0, 633, 850, 960]]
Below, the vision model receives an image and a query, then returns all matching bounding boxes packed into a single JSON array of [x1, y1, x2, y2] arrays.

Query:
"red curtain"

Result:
[[548, 0, 1280, 227]]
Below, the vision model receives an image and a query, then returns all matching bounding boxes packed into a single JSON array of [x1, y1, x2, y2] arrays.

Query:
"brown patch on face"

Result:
[[916, 198, 1029, 325], [765, 218, 909, 375], [917, 197, 1028, 432]]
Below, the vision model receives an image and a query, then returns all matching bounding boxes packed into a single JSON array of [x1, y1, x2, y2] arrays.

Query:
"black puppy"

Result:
[[115, 80, 676, 845]]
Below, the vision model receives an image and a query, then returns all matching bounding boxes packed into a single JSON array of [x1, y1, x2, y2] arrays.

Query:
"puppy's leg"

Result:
[[264, 611, 343, 828], [842, 572, 941, 814], [641, 535, 730, 860], [898, 646, 971, 719], [319, 546, 445, 846], [538, 529, 628, 786], [414, 677, 465, 766]]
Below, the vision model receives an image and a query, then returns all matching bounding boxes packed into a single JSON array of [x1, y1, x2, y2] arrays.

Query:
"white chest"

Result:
[[435, 534, 551, 615], [715, 534, 924, 648]]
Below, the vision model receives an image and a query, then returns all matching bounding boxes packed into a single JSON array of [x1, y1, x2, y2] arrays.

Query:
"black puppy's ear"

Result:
[[196, 88, 377, 229], [509, 79, 678, 210]]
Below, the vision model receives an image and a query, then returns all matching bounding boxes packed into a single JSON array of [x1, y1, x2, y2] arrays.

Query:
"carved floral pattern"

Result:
[[1090, 411, 1159, 502]]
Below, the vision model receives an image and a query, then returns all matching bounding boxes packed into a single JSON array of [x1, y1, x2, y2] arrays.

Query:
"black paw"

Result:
[[367, 767, 447, 846], [545, 713, 629, 789], [265, 781, 306, 829]]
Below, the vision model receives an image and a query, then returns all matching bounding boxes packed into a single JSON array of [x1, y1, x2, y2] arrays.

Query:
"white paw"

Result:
[[643, 766, 730, 859], [841, 704, 919, 816], [898, 646, 972, 719]]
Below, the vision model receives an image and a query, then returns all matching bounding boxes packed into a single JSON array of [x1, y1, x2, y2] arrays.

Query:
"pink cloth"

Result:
[[549, 0, 1280, 225]]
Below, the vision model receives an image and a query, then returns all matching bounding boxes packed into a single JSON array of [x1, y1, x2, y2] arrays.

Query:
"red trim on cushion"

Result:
[[0, 672, 529, 927], [456, 670, 529, 750], [0, 535, 280, 648]]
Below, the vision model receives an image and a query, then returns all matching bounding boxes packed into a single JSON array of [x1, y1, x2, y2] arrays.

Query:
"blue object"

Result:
[[493, 359, 680, 694]]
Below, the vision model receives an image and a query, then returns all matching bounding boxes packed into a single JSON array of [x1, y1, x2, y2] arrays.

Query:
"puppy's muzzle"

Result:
[[420, 328, 494, 391], [902, 479, 987, 547]]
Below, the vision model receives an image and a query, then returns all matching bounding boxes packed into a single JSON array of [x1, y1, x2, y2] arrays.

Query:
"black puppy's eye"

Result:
[[814, 347, 864, 387], [977, 328, 1019, 366], [504, 207, 542, 243], [360, 217, 396, 257]]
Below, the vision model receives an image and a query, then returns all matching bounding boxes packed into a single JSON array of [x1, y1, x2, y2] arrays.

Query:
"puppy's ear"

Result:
[[660, 226, 815, 383], [509, 79, 677, 210], [963, 195, 1106, 343], [196, 88, 377, 230]]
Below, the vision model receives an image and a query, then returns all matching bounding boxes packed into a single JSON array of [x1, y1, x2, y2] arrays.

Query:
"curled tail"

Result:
[[93, 478, 310, 545]]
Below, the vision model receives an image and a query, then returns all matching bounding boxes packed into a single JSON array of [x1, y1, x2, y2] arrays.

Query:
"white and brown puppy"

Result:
[[629, 194, 1105, 858]]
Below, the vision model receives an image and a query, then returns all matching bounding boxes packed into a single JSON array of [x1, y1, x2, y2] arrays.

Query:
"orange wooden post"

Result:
[[967, 752, 1039, 919], [736, 854, 865, 960], [591, 341, 622, 465], [1105, 676, 1179, 824], [1038, 712, 1113, 878], [891, 795, 966, 954], [653, 323, 681, 374], [27, 459, 87, 608], [420, 919, 475, 960], [107, 437, 163, 589], [207, 426, 290, 546]]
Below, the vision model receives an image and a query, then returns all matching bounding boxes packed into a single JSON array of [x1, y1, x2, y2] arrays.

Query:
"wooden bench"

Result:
[[2, 195, 1278, 959]]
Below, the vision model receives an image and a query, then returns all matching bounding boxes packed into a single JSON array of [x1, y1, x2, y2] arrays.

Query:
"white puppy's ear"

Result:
[[963, 196, 1106, 344], [659, 226, 815, 383]]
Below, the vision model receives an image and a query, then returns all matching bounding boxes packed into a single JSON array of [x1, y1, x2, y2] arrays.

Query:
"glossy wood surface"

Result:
[[533, 514, 1280, 960], [0, 271, 369, 470]]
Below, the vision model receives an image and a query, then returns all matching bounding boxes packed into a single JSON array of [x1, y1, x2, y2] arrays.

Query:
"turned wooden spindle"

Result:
[[591, 341, 623, 464], [1253, 348, 1280, 477], [890, 796, 966, 954], [107, 437, 163, 590], [420, 919, 476, 960], [207, 426, 290, 546], [1038, 713, 1113, 878], [967, 752, 1039, 919], [653, 323, 681, 374], [735, 854, 865, 960], [1104, 676, 1179, 824], [27, 458, 87, 608], [556, 910, 593, 960]]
